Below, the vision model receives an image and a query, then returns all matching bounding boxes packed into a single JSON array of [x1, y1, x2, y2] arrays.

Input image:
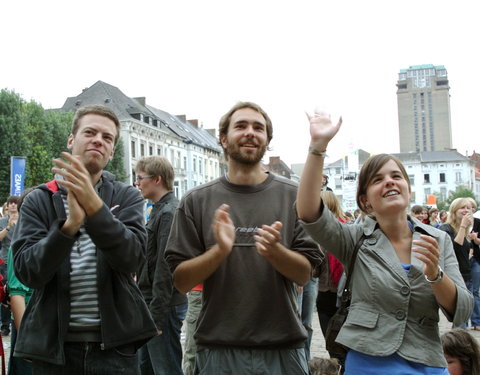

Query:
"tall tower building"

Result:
[[396, 64, 452, 152]]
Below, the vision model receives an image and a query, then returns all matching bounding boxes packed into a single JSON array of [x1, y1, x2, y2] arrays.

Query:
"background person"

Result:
[[315, 191, 347, 365], [439, 198, 474, 285], [296, 109, 472, 374], [135, 156, 187, 375], [441, 328, 480, 375], [7, 188, 35, 375], [468, 197, 480, 331], [0, 195, 20, 337]]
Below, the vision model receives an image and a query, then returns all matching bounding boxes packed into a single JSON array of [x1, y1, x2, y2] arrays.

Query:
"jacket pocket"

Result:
[[346, 308, 379, 329]]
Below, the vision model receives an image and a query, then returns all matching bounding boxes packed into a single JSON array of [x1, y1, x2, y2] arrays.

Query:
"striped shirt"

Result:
[[62, 195, 100, 331]]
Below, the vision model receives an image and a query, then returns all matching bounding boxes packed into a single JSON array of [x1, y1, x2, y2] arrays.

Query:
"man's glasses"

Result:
[[136, 175, 154, 181]]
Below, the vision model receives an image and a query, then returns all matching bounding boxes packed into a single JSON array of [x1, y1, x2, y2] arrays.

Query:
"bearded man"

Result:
[[165, 102, 322, 375]]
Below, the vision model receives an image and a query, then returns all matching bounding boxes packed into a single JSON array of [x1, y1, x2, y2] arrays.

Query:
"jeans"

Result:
[[467, 257, 480, 327], [139, 302, 188, 375], [297, 277, 318, 361], [8, 323, 32, 375], [32, 342, 139, 375], [182, 291, 202, 375]]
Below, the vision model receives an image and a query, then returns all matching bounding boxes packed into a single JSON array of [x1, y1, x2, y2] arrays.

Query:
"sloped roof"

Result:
[[147, 105, 221, 152], [61, 81, 156, 122], [392, 150, 469, 163], [60, 80, 221, 152]]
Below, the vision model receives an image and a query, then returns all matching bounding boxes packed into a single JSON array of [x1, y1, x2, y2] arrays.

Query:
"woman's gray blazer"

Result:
[[302, 207, 473, 368]]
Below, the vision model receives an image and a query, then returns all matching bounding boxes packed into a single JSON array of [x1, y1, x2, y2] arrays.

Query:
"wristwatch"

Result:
[[425, 266, 444, 283]]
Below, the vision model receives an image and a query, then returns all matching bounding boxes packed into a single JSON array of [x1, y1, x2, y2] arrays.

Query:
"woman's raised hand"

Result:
[[306, 110, 342, 149]]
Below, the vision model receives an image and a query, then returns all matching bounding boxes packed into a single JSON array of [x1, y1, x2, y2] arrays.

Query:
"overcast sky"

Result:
[[1, 0, 479, 167]]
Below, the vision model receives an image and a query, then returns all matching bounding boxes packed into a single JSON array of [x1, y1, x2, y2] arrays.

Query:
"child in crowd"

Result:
[[441, 328, 480, 375], [309, 357, 341, 375]]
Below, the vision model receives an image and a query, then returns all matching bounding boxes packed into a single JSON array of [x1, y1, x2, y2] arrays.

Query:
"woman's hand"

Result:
[[306, 110, 342, 151], [460, 212, 473, 229], [412, 234, 441, 280]]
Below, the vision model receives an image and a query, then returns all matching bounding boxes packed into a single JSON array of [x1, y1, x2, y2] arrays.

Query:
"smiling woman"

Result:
[[296, 111, 473, 374]]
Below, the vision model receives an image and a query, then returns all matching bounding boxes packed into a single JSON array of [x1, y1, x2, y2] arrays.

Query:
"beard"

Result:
[[225, 141, 267, 165]]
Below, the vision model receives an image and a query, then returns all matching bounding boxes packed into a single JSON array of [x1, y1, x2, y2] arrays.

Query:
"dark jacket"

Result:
[[12, 171, 157, 365], [137, 191, 186, 330]]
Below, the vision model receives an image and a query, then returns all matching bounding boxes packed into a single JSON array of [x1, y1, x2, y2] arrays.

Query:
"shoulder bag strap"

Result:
[[340, 234, 365, 304]]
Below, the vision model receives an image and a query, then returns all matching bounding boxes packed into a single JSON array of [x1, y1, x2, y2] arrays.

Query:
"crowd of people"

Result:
[[0, 103, 478, 374]]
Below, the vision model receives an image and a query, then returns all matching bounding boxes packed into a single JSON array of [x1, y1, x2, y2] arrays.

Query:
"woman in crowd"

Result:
[[411, 205, 425, 221], [439, 210, 448, 224], [441, 328, 480, 375], [296, 110, 473, 374], [429, 207, 441, 228], [467, 198, 480, 331], [316, 191, 347, 361], [439, 198, 474, 285]]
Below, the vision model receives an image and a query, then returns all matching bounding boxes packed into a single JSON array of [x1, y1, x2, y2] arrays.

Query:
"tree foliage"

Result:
[[434, 185, 478, 212], [0, 89, 126, 202], [105, 137, 128, 183]]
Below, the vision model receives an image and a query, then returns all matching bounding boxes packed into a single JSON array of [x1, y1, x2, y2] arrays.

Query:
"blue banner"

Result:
[[10, 156, 26, 196]]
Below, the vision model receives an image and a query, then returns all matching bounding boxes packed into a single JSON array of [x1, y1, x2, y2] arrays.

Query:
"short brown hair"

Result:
[[442, 329, 480, 375], [356, 154, 410, 214], [6, 195, 20, 205], [72, 105, 121, 144], [218, 102, 273, 157], [135, 156, 174, 191]]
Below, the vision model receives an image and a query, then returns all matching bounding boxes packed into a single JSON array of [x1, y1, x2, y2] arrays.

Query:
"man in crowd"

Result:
[[135, 156, 187, 375], [0, 195, 19, 336], [12, 105, 156, 373], [165, 102, 322, 374]]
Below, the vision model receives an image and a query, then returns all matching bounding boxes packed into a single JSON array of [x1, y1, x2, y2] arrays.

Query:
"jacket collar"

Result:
[[361, 214, 440, 238]]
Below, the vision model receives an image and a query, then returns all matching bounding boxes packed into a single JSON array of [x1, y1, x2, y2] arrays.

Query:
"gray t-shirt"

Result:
[[165, 172, 322, 349]]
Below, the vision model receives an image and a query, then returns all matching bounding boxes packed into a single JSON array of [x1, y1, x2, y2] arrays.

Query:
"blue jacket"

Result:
[[12, 171, 157, 365]]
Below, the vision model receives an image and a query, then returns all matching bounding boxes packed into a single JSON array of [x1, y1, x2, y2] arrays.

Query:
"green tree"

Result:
[[105, 137, 127, 183], [0, 89, 30, 202], [24, 108, 72, 187], [434, 185, 478, 212], [0, 89, 127, 198]]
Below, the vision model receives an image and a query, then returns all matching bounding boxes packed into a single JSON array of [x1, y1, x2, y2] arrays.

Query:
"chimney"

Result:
[[269, 156, 280, 165], [176, 115, 187, 122], [134, 97, 146, 106], [188, 119, 199, 128]]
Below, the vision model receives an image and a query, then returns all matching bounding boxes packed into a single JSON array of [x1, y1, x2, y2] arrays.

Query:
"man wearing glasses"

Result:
[[135, 156, 186, 375]]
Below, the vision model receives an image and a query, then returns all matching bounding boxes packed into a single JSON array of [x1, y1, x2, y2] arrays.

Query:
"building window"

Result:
[[439, 173, 446, 183], [149, 145, 153, 156], [409, 175, 415, 185], [131, 140, 136, 158], [424, 188, 431, 196], [193, 157, 197, 172], [335, 167, 341, 174], [157, 147, 162, 156], [424, 174, 430, 184], [440, 187, 447, 200], [140, 143, 145, 157], [335, 178, 342, 190], [455, 172, 461, 183]]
